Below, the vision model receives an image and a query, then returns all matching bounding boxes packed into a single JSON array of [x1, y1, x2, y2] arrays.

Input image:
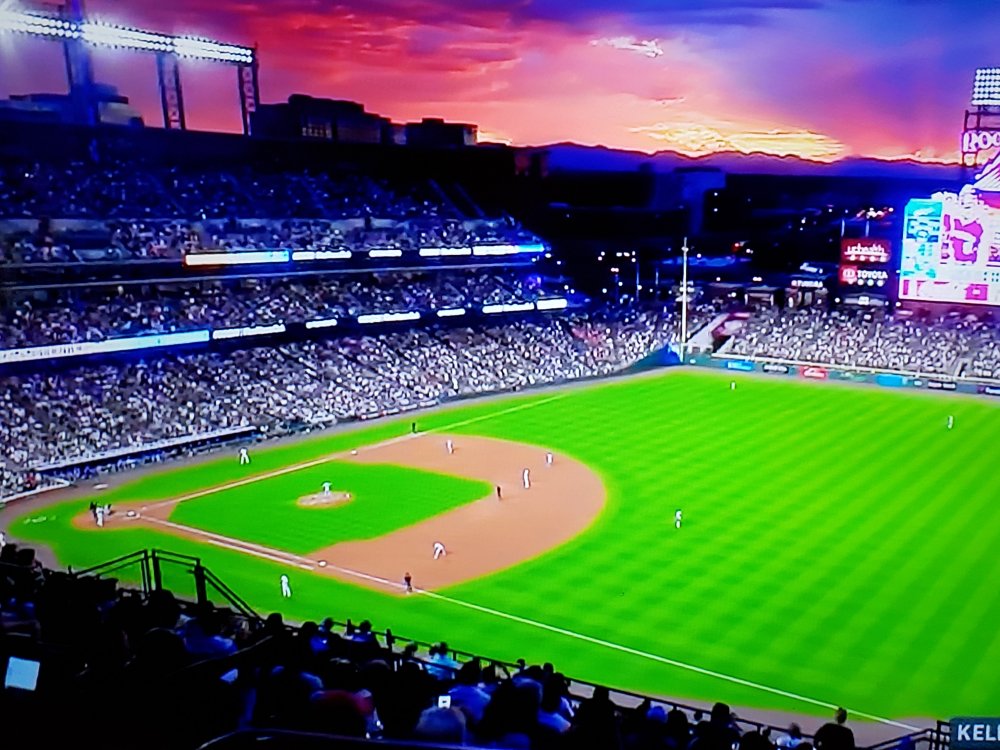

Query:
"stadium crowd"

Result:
[[725, 307, 992, 376], [0, 157, 539, 263], [0, 271, 558, 349], [0, 542, 856, 750], [0, 304, 707, 497]]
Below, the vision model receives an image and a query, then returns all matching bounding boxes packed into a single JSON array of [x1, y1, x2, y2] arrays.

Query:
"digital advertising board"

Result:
[[898, 184, 1000, 306]]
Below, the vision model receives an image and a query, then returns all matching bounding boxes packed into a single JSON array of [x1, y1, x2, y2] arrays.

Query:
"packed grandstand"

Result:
[[0, 126, 984, 750]]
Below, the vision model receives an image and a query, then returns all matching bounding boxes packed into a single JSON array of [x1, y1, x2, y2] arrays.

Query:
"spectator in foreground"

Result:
[[814, 708, 855, 750]]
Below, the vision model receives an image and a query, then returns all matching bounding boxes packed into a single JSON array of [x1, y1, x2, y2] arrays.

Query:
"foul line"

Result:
[[145, 392, 567, 512], [137, 511, 915, 731], [415, 588, 919, 731], [133, 388, 919, 730]]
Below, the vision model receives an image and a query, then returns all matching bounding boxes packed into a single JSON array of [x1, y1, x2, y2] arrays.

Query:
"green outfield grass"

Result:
[[11, 369, 1000, 721]]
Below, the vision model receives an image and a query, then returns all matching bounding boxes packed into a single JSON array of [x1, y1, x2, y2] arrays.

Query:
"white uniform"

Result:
[[322, 482, 332, 495], [433, 541, 446, 560], [730, 381, 736, 391], [675, 510, 682, 529], [947, 415, 954, 430], [280, 574, 292, 597], [446, 439, 454, 454], [545, 452, 553, 466], [95, 506, 105, 527], [522, 468, 531, 489], [239, 447, 250, 465], [0, 530, 5, 551]]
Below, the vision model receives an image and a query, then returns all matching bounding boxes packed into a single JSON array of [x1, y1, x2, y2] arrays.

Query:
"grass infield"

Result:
[[11, 369, 1000, 720]]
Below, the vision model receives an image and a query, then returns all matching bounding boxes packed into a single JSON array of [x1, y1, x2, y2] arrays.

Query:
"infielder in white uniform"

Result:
[[522, 468, 531, 489], [433, 541, 446, 560], [545, 452, 553, 467], [95, 506, 105, 527], [239, 447, 250, 465], [446, 439, 454, 454], [280, 574, 292, 598], [322, 481, 332, 495]]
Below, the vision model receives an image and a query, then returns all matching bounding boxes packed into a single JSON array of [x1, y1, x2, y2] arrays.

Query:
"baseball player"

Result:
[[95, 505, 105, 527], [545, 451, 553, 467], [675, 509, 683, 529], [730, 381, 736, 391], [496, 484, 502, 501], [446, 439, 454, 455], [404, 572, 413, 593], [522, 468, 531, 489], [433, 541, 446, 560], [322, 481, 332, 495], [0, 530, 5, 552], [239, 447, 250, 465], [280, 574, 292, 598], [947, 415, 954, 430]]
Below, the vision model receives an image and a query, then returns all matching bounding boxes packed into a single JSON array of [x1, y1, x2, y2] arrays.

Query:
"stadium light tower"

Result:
[[680, 238, 689, 361], [962, 67, 1000, 170], [0, 0, 260, 133]]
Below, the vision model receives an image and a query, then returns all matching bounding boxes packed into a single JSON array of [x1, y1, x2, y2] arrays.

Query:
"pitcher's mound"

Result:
[[298, 491, 352, 508]]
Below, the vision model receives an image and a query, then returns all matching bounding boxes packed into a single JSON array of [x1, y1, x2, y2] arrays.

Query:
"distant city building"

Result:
[[251, 94, 396, 144], [252, 95, 476, 148], [404, 118, 477, 148], [0, 84, 143, 127]]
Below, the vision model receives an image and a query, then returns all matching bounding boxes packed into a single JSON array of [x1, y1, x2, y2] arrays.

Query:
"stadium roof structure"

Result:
[[0, 2, 259, 132]]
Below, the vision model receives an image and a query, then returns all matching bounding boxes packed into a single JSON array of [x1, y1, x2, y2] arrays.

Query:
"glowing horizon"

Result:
[[0, 0, 995, 163]]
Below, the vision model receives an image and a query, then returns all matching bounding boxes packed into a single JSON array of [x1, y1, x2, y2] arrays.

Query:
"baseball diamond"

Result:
[[9, 369, 1000, 723]]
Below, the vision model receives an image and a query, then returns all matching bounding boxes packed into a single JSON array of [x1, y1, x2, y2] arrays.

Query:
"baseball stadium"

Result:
[[2, 3, 1000, 750]]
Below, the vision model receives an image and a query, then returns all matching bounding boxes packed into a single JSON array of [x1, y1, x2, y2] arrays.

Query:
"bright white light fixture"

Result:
[[0, 9, 254, 64], [972, 67, 1000, 107]]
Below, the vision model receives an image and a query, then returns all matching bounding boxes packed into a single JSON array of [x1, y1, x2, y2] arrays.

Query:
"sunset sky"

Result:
[[0, 0, 996, 162]]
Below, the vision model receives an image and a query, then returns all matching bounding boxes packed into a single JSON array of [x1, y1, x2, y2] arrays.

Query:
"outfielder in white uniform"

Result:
[[239, 447, 250, 465], [522, 468, 531, 489], [675, 509, 682, 529], [433, 541, 446, 560], [280, 574, 292, 598], [947, 415, 954, 430]]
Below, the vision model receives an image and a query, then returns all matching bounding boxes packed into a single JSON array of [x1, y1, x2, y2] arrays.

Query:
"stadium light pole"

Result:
[[0, 4, 258, 132], [680, 238, 689, 361]]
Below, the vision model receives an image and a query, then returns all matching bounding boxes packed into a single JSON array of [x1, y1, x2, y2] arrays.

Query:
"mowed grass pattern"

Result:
[[11, 370, 1000, 720]]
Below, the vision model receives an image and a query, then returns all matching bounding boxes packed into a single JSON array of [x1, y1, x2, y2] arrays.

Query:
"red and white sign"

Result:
[[840, 238, 891, 265], [962, 130, 1000, 154], [839, 265, 889, 287], [802, 367, 829, 380]]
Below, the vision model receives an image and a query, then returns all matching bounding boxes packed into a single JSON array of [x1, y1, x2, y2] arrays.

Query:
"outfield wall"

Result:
[[698, 353, 1000, 398]]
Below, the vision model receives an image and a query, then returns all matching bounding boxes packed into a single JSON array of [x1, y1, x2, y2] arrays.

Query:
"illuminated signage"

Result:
[[483, 302, 534, 314], [0, 329, 210, 364], [304, 318, 339, 330], [184, 250, 289, 266], [839, 266, 889, 287], [419, 247, 473, 257], [790, 278, 826, 289], [212, 324, 286, 340], [291, 249, 352, 261], [899, 189, 1000, 306], [962, 131, 1000, 154], [357, 311, 421, 324], [536, 298, 569, 311], [436, 308, 467, 317], [840, 238, 892, 264]]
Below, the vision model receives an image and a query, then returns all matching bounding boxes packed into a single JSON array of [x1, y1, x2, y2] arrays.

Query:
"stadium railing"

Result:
[[62, 548, 947, 750], [69, 548, 261, 622]]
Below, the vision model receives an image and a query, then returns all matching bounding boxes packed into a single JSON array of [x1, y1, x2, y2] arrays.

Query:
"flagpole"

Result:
[[680, 238, 689, 361]]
